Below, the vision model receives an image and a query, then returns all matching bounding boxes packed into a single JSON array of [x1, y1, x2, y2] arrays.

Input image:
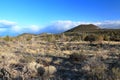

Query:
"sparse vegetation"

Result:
[[84, 34, 98, 44], [3, 35, 12, 41], [69, 52, 87, 62], [0, 24, 119, 80]]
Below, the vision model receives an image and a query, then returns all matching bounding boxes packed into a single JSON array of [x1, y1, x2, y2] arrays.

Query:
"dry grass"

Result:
[[0, 39, 119, 79]]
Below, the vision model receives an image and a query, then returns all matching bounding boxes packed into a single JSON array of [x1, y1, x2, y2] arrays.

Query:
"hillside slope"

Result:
[[66, 24, 100, 32]]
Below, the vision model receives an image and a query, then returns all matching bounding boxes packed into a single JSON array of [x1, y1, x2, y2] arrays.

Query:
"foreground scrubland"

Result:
[[0, 35, 120, 80]]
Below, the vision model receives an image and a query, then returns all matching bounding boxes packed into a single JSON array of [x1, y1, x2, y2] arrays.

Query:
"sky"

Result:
[[0, 0, 120, 36]]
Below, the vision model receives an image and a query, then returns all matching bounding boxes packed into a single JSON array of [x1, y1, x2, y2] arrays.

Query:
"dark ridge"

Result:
[[66, 24, 100, 32]]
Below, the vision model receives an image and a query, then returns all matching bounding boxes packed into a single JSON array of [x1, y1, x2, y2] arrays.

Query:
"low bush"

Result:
[[69, 52, 87, 62]]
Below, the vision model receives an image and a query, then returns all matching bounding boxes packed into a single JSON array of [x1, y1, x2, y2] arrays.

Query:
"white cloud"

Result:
[[0, 20, 16, 25], [47, 20, 120, 32], [11, 26, 22, 32], [11, 25, 41, 33], [50, 20, 76, 30], [29, 25, 41, 32], [42, 20, 105, 33], [0, 20, 42, 36], [0, 19, 120, 36], [102, 20, 120, 24], [96, 20, 120, 28], [0, 20, 16, 28]]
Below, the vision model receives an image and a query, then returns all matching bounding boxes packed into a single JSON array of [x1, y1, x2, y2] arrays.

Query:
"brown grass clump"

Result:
[[81, 57, 107, 79], [69, 52, 87, 62]]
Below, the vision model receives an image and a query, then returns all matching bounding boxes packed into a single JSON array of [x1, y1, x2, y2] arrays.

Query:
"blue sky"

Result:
[[0, 0, 120, 36]]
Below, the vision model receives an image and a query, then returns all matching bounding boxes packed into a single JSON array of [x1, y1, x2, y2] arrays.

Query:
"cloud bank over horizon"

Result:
[[0, 20, 120, 36]]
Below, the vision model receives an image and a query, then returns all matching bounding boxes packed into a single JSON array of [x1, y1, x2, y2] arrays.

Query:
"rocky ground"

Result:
[[0, 39, 120, 80]]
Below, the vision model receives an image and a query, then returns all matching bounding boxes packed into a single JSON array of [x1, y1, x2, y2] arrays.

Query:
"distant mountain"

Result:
[[66, 24, 100, 32], [17, 33, 36, 38]]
